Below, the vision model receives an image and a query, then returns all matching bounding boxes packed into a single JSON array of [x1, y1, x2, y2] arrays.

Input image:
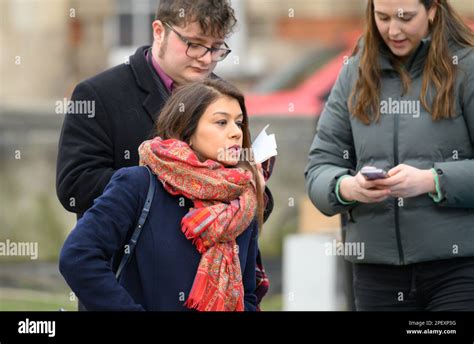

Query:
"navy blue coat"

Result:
[[59, 166, 259, 311]]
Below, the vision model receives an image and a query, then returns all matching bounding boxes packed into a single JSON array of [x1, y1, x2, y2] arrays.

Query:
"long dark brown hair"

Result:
[[154, 79, 264, 229], [349, 0, 473, 124]]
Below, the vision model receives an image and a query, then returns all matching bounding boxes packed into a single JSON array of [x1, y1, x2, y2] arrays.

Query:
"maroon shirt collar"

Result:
[[145, 49, 174, 93]]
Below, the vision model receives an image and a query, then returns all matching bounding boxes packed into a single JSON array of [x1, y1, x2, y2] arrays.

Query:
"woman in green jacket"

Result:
[[305, 0, 474, 310]]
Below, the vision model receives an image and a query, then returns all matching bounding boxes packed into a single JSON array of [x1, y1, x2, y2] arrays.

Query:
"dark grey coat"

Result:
[[305, 37, 474, 265]]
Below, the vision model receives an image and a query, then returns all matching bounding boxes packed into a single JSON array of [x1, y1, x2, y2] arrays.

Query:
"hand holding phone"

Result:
[[360, 166, 388, 180], [339, 168, 391, 203]]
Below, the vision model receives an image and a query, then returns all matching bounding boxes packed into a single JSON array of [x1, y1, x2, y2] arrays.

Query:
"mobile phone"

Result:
[[360, 166, 388, 180]]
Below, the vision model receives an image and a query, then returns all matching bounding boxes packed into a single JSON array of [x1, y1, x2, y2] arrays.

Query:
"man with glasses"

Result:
[[56, 0, 272, 311], [157, 21, 232, 85]]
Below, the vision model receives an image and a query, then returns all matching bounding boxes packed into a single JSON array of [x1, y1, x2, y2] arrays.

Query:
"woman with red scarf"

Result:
[[59, 79, 266, 311]]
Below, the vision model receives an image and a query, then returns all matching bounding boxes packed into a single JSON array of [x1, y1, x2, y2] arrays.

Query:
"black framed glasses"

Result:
[[164, 22, 231, 62]]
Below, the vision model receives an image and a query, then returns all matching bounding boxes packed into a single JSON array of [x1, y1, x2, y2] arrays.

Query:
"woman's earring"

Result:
[[429, 17, 434, 25]]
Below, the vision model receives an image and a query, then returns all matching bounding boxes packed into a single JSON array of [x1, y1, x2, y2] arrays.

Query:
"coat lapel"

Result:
[[129, 46, 169, 124]]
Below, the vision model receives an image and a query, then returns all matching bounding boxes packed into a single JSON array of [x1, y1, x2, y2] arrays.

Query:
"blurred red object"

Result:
[[245, 31, 360, 118], [246, 21, 473, 118]]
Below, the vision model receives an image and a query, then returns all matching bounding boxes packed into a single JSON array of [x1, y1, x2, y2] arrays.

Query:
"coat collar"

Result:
[[377, 36, 431, 76], [354, 34, 471, 78], [128, 45, 222, 123], [129, 45, 169, 124]]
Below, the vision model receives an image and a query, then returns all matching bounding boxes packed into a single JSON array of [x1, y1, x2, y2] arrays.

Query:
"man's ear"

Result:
[[152, 20, 165, 42]]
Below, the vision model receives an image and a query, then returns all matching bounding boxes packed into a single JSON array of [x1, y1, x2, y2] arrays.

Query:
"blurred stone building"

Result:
[[2, 0, 472, 105], [0, 0, 112, 107]]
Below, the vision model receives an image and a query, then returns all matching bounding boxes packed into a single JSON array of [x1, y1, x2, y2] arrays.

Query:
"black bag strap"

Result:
[[115, 166, 156, 280]]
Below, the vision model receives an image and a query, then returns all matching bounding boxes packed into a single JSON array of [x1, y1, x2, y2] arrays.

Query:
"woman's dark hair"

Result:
[[155, 79, 264, 230], [155, 0, 237, 38]]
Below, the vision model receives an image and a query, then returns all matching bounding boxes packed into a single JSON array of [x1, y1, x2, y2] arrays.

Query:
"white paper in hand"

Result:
[[252, 124, 278, 164]]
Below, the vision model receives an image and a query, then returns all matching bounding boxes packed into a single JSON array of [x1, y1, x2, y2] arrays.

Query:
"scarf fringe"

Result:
[[185, 272, 244, 312], [185, 272, 221, 311], [182, 221, 207, 254]]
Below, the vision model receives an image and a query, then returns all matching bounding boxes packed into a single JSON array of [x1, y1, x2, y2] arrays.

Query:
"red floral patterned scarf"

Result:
[[138, 137, 257, 311]]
